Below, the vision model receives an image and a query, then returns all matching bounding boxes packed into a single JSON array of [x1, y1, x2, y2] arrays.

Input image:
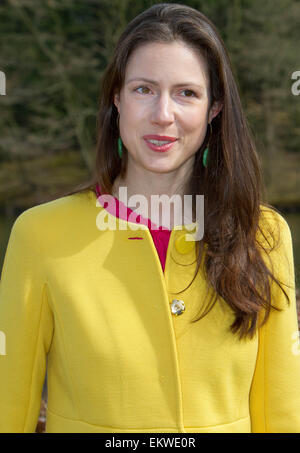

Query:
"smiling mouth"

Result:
[[146, 139, 174, 145], [144, 139, 177, 152], [143, 135, 178, 144]]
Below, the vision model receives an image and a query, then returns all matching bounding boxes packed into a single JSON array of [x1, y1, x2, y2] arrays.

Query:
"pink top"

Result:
[[95, 183, 171, 272]]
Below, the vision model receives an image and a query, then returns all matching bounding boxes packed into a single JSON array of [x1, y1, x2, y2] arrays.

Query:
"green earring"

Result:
[[203, 147, 209, 167], [118, 137, 123, 158], [203, 122, 212, 167]]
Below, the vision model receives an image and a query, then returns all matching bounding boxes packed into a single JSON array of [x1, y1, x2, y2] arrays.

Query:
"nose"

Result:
[[150, 92, 175, 126]]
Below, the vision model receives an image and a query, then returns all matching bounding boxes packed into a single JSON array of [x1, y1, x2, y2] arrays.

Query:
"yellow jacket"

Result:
[[0, 190, 300, 433]]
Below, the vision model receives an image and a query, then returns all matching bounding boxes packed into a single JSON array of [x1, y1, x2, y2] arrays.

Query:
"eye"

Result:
[[181, 89, 197, 97], [134, 86, 151, 95]]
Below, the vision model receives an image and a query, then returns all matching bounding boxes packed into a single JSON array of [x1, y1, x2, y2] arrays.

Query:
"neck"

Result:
[[112, 166, 194, 229]]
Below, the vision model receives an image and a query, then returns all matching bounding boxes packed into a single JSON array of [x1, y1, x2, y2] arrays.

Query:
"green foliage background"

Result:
[[0, 0, 299, 210]]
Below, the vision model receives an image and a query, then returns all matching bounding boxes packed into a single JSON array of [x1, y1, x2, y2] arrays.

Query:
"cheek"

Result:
[[180, 114, 207, 135], [180, 112, 209, 153], [122, 95, 145, 118], [119, 111, 141, 149], [123, 107, 146, 133]]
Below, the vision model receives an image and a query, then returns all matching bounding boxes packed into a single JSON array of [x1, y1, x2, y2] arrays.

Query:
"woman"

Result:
[[0, 3, 300, 433]]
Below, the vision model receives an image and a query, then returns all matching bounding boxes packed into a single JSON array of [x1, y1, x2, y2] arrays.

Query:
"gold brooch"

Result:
[[170, 299, 185, 316]]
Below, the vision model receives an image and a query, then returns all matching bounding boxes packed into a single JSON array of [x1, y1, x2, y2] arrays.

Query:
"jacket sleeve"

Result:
[[0, 211, 54, 433], [250, 212, 300, 432]]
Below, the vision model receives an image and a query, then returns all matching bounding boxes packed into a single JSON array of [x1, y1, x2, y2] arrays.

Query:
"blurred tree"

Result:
[[0, 0, 299, 209]]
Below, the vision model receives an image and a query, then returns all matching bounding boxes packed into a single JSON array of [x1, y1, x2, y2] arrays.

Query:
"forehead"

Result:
[[124, 41, 209, 87]]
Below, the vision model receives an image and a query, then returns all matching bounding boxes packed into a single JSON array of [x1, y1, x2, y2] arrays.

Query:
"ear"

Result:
[[114, 92, 120, 113], [208, 101, 223, 123]]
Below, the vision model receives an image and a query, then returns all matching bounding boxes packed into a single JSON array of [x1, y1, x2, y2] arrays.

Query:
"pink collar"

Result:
[[95, 183, 171, 232]]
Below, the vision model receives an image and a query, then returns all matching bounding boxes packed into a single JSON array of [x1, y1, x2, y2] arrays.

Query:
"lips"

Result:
[[144, 139, 177, 153], [143, 135, 178, 142]]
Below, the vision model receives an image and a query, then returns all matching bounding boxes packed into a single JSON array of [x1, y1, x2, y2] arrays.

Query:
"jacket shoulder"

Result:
[[258, 204, 292, 249], [13, 190, 93, 226], [259, 203, 289, 228], [10, 191, 97, 249]]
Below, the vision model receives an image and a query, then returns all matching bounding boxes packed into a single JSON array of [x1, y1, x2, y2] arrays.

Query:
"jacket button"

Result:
[[170, 299, 185, 316], [175, 233, 195, 254]]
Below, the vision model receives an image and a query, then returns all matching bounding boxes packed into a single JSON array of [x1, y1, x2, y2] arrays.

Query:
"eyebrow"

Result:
[[126, 77, 204, 90]]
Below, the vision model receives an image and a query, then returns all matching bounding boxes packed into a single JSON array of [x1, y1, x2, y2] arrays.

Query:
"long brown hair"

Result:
[[56, 3, 291, 340]]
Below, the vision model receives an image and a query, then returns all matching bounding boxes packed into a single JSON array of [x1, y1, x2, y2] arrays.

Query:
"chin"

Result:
[[143, 162, 176, 174]]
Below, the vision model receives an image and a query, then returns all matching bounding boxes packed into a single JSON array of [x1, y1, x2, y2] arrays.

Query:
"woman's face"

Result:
[[114, 41, 221, 177]]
